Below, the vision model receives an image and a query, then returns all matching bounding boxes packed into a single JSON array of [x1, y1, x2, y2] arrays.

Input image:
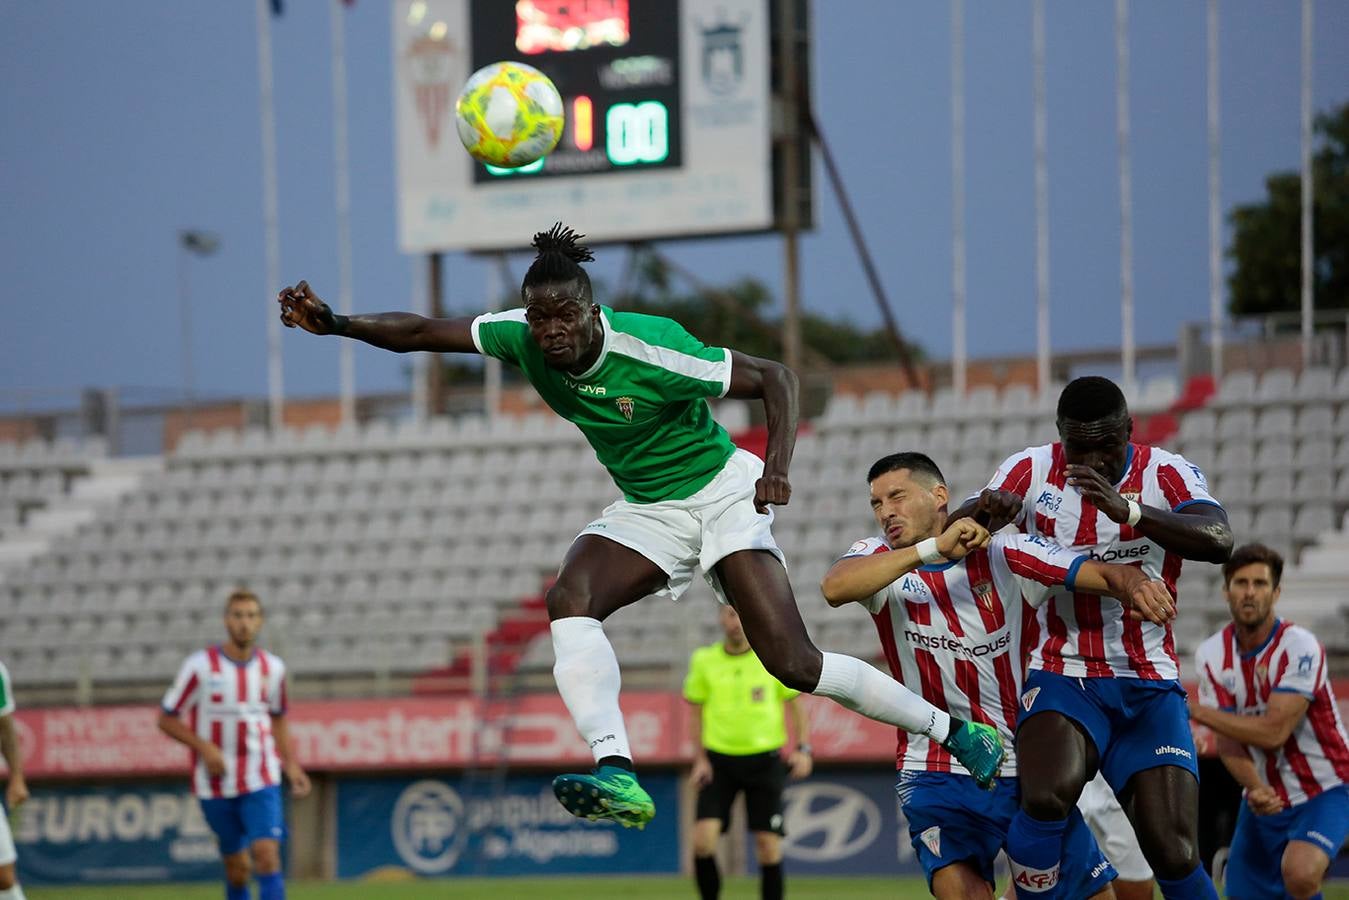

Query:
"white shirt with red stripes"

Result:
[[842, 532, 1087, 776], [981, 442, 1220, 681], [1195, 620, 1349, 808], [161, 645, 288, 800]]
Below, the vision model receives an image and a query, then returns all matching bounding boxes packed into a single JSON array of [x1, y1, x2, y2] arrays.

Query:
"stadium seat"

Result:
[[1296, 367, 1337, 402], [1217, 409, 1256, 441], [1214, 370, 1256, 409], [1292, 504, 1335, 542], [1255, 368, 1296, 404]]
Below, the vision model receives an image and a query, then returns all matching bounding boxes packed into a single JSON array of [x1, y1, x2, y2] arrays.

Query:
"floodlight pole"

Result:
[[779, 0, 803, 375]]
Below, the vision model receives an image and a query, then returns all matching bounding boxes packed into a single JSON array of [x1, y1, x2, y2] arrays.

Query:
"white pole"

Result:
[[1033, 0, 1050, 397], [256, 0, 284, 431], [1115, 0, 1136, 394], [411, 257, 428, 423], [1300, 0, 1314, 365], [1207, 0, 1223, 380], [332, 0, 356, 425], [951, 0, 967, 396]]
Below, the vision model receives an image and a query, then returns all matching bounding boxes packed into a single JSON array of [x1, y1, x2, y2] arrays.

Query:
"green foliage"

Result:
[[1228, 102, 1349, 317]]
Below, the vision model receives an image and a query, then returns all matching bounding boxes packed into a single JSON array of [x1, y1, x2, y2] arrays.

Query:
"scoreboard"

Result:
[[392, 0, 811, 252]]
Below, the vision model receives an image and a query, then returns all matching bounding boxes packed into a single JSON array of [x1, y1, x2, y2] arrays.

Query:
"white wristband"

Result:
[[1126, 499, 1142, 527], [916, 537, 943, 565]]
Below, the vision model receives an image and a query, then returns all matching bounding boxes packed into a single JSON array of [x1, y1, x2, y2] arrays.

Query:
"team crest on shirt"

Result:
[[1120, 491, 1142, 502], [1298, 653, 1314, 676], [920, 826, 941, 857], [971, 580, 994, 612], [1255, 663, 1269, 689], [615, 396, 635, 421], [751, 686, 765, 702], [1021, 686, 1041, 711]]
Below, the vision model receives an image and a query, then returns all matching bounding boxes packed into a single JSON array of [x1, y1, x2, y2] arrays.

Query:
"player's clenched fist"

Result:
[[754, 473, 791, 514], [278, 281, 339, 335], [936, 517, 991, 560], [973, 489, 1022, 531], [1125, 578, 1176, 625]]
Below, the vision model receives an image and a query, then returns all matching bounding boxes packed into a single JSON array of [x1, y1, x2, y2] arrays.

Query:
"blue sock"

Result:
[[1005, 810, 1069, 898], [257, 872, 285, 900], [225, 883, 249, 900], [1155, 864, 1219, 900]]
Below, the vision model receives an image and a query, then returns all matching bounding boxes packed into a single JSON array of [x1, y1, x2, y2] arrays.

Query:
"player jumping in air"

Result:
[[278, 223, 1005, 828], [951, 376, 1233, 899], [823, 451, 1178, 899]]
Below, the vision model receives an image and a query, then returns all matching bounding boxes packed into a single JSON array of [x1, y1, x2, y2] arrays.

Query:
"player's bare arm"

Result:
[[724, 350, 798, 513], [820, 518, 990, 606], [157, 712, 226, 776], [1189, 690, 1310, 751], [1064, 463, 1233, 563], [785, 696, 813, 780], [270, 715, 311, 798], [278, 280, 478, 354], [0, 714, 27, 810], [1068, 560, 1176, 625], [948, 489, 1024, 531]]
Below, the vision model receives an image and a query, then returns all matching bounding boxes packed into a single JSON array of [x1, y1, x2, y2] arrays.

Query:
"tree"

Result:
[[1228, 102, 1349, 317]]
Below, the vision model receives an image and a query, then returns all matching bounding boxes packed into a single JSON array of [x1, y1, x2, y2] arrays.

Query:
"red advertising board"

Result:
[[5, 684, 1347, 779]]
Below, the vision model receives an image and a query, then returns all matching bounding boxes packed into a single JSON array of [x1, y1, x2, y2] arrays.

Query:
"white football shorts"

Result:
[[1079, 771, 1153, 881], [0, 802, 15, 867], [576, 449, 785, 604]]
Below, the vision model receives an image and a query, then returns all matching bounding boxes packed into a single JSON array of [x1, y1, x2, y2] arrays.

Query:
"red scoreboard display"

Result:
[[470, 0, 683, 182]]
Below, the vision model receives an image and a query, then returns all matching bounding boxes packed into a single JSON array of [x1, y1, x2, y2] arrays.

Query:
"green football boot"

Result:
[[552, 765, 656, 829], [942, 719, 1006, 789]]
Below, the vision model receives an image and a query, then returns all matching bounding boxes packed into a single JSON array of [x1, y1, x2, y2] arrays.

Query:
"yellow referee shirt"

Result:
[[683, 642, 800, 756]]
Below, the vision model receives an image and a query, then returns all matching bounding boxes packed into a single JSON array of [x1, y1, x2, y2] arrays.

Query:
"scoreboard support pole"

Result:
[[778, 0, 804, 375]]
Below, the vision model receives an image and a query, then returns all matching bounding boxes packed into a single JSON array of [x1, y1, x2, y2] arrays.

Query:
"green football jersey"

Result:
[[0, 660, 13, 717], [472, 306, 737, 503]]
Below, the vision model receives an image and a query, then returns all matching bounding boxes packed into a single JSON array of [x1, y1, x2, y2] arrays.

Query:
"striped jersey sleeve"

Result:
[[0, 660, 13, 716], [608, 314, 732, 400], [161, 652, 203, 715], [1272, 628, 1324, 700], [1194, 635, 1232, 710], [1150, 448, 1221, 511], [470, 309, 530, 365], [268, 653, 289, 715], [975, 448, 1039, 527], [994, 533, 1086, 608], [839, 536, 892, 614]]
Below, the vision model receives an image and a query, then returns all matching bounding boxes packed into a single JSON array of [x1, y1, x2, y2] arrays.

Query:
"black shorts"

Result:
[[695, 749, 787, 835]]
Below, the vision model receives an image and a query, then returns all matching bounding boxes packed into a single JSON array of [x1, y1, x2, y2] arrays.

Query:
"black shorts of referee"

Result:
[[695, 749, 788, 835]]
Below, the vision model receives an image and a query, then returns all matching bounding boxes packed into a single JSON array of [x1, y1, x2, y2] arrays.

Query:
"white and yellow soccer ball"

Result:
[[455, 61, 564, 169]]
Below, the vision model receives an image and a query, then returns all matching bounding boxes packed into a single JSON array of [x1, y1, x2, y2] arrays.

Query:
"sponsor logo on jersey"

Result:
[[615, 396, 635, 421], [920, 825, 941, 857], [563, 376, 607, 396], [902, 629, 1011, 659], [1035, 489, 1063, 513], [1154, 744, 1194, 760], [1021, 687, 1041, 712], [1010, 862, 1060, 892], [897, 576, 931, 601], [1087, 543, 1151, 562]]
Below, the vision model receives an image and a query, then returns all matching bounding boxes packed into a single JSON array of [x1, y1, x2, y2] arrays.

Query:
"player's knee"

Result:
[[545, 580, 591, 619], [224, 855, 251, 886], [0, 863, 16, 889], [1019, 778, 1077, 822], [757, 648, 820, 694], [1281, 856, 1324, 899], [692, 821, 721, 857], [1138, 831, 1199, 881], [754, 831, 782, 865], [251, 840, 282, 875]]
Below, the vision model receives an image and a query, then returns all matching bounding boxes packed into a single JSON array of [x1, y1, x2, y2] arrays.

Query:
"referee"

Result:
[[684, 605, 812, 900]]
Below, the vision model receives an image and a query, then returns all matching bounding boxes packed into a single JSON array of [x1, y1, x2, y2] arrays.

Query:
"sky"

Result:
[[2, 1, 1347, 411]]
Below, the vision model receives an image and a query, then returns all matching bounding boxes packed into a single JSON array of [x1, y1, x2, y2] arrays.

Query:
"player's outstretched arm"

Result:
[[822, 519, 989, 606], [1189, 692, 1310, 751], [725, 351, 798, 513], [278, 280, 479, 354], [1065, 464, 1233, 563], [1070, 561, 1176, 625]]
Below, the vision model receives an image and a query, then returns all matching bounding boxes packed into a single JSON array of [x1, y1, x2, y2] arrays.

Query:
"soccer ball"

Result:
[[455, 61, 564, 169]]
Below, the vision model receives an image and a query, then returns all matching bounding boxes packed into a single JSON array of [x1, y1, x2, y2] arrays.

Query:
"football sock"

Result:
[[1006, 810, 1068, 898], [256, 872, 285, 900], [694, 855, 720, 900], [551, 617, 632, 765], [760, 862, 783, 900], [813, 652, 951, 740], [0, 884, 27, 900], [225, 882, 249, 900], [1156, 864, 1219, 900]]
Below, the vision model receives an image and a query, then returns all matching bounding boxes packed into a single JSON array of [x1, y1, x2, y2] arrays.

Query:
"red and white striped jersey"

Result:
[[842, 532, 1087, 776], [982, 442, 1220, 680], [161, 645, 288, 799], [1195, 621, 1349, 807]]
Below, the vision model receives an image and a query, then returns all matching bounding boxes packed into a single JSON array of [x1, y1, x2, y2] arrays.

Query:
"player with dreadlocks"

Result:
[[279, 223, 1005, 829]]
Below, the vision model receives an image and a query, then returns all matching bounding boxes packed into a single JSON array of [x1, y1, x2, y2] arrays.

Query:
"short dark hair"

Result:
[[867, 452, 946, 486], [225, 588, 262, 613], [1223, 543, 1284, 588], [1057, 376, 1128, 424], [521, 222, 595, 302]]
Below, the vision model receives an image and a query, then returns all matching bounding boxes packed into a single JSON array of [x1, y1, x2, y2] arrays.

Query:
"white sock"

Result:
[[813, 652, 952, 743], [551, 616, 633, 765], [0, 883, 27, 900]]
